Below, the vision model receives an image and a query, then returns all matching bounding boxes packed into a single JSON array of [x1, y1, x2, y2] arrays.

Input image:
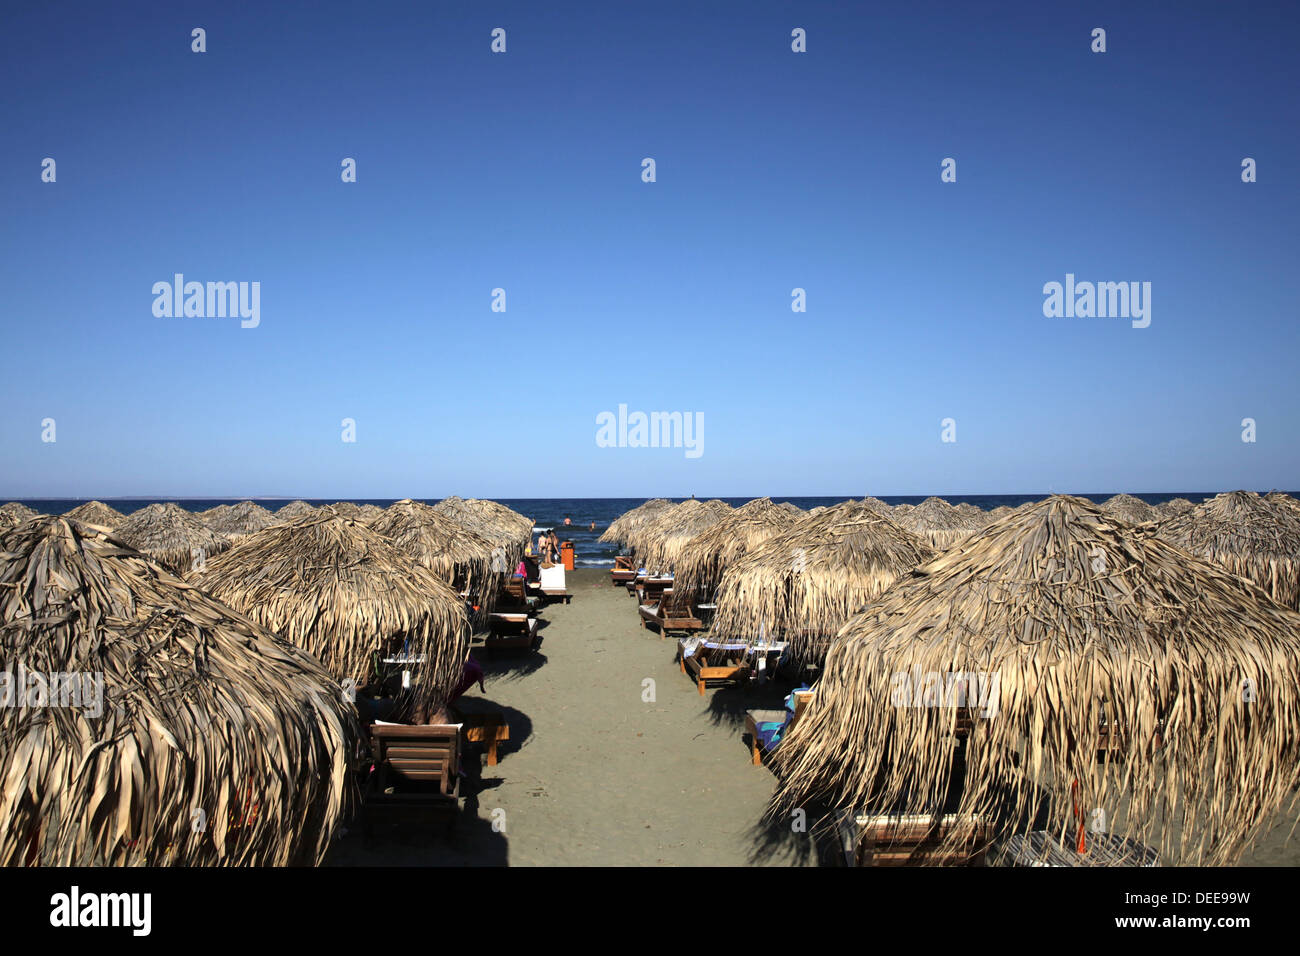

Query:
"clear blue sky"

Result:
[[2, 1, 1296, 498]]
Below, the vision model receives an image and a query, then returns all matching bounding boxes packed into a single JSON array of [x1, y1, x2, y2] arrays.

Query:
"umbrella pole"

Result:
[[1072, 779, 1087, 855]]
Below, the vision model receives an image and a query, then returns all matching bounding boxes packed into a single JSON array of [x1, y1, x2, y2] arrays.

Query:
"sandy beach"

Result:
[[328, 568, 818, 866]]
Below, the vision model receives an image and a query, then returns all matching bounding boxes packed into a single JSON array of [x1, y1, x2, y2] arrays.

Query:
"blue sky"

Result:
[[1, 1, 1296, 498]]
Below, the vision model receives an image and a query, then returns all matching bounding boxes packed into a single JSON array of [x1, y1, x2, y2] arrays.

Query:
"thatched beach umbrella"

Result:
[[772, 495, 1300, 866], [0, 517, 358, 866], [987, 505, 1015, 521], [1100, 493, 1159, 525], [200, 501, 278, 538], [891, 502, 915, 518], [371, 499, 502, 597], [62, 500, 124, 529], [0, 503, 40, 526], [431, 496, 531, 566], [115, 503, 231, 575], [599, 499, 674, 549], [711, 501, 935, 661], [1157, 497, 1194, 518], [674, 497, 800, 595], [893, 497, 987, 550], [190, 509, 470, 714], [1157, 490, 1300, 610], [326, 502, 385, 525], [634, 498, 734, 573], [275, 500, 316, 521], [859, 497, 893, 517]]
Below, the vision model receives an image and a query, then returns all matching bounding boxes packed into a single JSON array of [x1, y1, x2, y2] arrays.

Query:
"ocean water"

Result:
[[5, 492, 1269, 568]]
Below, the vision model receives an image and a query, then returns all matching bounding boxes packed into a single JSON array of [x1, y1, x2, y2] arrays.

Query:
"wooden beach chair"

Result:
[[363, 722, 462, 835], [744, 689, 814, 766], [845, 813, 993, 867], [611, 555, 637, 586], [484, 612, 539, 653], [638, 588, 703, 637], [679, 638, 752, 695], [538, 563, 571, 603], [461, 712, 511, 767], [636, 576, 674, 605]]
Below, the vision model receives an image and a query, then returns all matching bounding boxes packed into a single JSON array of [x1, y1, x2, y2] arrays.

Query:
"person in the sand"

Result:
[[547, 529, 561, 561]]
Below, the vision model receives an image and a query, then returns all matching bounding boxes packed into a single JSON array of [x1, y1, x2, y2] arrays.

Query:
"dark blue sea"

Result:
[[6, 493, 1270, 568]]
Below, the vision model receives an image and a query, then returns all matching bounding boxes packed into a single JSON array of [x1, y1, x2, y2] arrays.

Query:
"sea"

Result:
[[5, 493, 1271, 568]]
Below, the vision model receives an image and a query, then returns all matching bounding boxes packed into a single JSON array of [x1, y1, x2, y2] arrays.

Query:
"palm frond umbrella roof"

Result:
[[62, 500, 125, 529], [326, 502, 385, 525], [0, 517, 358, 866], [891, 502, 915, 517], [599, 499, 674, 546], [711, 501, 935, 659], [776, 501, 805, 515], [860, 497, 894, 517], [189, 508, 469, 713], [275, 500, 316, 521], [200, 501, 278, 537], [370, 499, 501, 587], [674, 497, 801, 593], [988, 505, 1016, 520], [628, 499, 734, 573], [893, 497, 988, 550], [431, 496, 531, 562], [1100, 493, 1159, 524], [115, 503, 231, 575], [772, 495, 1300, 866], [1157, 497, 1194, 518], [1157, 490, 1300, 610], [0, 503, 40, 525]]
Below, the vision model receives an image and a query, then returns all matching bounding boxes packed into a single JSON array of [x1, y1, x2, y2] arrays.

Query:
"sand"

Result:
[[328, 568, 817, 866], [327, 567, 1299, 867]]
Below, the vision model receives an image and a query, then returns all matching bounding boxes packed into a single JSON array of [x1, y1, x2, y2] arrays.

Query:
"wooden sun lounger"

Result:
[[363, 723, 462, 835], [845, 813, 993, 867], [638, 589, 703, 637], [484, 612, 539, 653], [636, 577, 674, 605], [611, 555, 637, 585], [461, 712, 511, 767], [744, 689, 814, 766], [679, 641, 751, 696]]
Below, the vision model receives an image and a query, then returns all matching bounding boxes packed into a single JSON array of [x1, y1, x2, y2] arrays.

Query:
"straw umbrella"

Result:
[[432, 496, 531, 567], [711, 500, 935, 662], [674, 497, 801, 595], [988, 505, 1015, 521], [771, 495, 1300, 866], [1100, 493, 1159, 524], [891, 502, 915, 518], [1157, 497, 1194, 518], [635, 499, 734, 574], [599, 499, 674, 549], [115, 503, 231, 575], [371, 499, 502, 599], [1157, 490, 1300, 610], [200, 501, 278, 538], [0, 517, 358, 866], [0, 503, 39, 525], [893, 497, 987, 550], [275, 500, 316, 521], [190, 508, 469, 715], [62, 500, 124, 529], [860, 497, 894, 517]]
